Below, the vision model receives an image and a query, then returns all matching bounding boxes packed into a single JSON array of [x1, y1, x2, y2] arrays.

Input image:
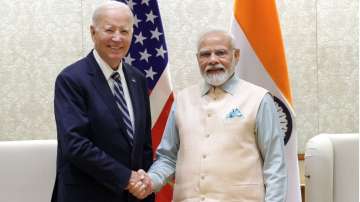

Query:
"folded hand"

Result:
[[126, 169, 153, 199]]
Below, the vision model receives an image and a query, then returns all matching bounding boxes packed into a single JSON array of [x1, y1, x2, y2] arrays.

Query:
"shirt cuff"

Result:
[[148, 172, 164, 192]]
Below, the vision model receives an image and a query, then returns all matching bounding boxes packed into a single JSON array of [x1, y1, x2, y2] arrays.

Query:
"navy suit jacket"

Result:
[[51, 51, 154, 202]]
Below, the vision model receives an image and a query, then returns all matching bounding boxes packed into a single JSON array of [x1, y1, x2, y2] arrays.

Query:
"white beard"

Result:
[[202, 64, 234, 86]]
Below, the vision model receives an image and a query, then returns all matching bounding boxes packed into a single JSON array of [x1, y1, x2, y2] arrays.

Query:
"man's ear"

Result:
[[195, 52, 201, 64], [234, 48, 240, 59], [90, 25, 96, 41], [234, 48, 240, 64]]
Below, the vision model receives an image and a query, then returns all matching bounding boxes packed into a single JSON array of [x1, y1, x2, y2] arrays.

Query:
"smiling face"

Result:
[[90, 4, 133, 70], [197, 31, 240, 86]]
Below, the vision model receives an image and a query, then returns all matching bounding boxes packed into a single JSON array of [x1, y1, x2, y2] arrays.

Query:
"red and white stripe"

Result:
[[150, 67, 174, 202]]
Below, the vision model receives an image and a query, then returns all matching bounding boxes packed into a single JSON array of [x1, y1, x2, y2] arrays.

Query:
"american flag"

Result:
[[117, 0, 173, 201]]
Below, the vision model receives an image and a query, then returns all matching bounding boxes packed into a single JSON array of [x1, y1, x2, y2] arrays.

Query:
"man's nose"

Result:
[[208, 53, 219, 64], [111, 32, 123, 41]]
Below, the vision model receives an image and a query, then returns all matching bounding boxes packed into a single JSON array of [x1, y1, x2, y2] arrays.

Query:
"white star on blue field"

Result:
[[119, 0, 168, 91]]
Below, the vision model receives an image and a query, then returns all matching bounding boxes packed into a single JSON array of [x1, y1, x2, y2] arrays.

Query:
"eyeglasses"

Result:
[[198, 49, 233, 59]]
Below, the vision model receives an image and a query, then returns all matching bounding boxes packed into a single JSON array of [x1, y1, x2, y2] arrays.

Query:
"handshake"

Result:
[[126, 169, 153, 199]]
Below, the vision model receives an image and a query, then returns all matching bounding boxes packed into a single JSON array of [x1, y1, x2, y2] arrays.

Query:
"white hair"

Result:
[[92, 1, 134, 26], [197, 30, 236, 51]]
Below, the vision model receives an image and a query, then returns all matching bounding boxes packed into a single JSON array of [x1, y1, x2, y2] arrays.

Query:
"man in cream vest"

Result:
[[128, 30, 287, 202]]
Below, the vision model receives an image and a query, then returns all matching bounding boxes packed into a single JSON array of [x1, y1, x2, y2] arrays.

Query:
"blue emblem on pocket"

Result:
[[226, 108, 243, 119]]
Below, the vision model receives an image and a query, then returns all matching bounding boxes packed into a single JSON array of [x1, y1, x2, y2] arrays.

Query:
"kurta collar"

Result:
[[200, 73, 240, 96]]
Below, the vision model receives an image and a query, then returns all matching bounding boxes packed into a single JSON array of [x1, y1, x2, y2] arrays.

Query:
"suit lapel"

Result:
[[86, 52, 133, 146]]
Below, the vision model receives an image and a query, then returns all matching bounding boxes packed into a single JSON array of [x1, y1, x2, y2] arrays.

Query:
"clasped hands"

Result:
[[126, 169, 153, 199]]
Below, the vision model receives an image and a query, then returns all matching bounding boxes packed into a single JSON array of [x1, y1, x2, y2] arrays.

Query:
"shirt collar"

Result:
[[200, 73, 240, 96], [93, 49, 123, 81]]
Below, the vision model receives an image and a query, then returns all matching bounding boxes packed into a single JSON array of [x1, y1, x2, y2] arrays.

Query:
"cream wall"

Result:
[[0, 0, 358, 153]]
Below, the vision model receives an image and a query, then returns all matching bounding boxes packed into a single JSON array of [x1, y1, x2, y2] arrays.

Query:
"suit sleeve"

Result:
[[142, 78, 154, 171], [54, 73, 131, 194]]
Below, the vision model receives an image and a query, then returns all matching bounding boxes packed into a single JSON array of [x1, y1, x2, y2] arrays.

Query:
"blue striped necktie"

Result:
[[111, 72, 134, 142]]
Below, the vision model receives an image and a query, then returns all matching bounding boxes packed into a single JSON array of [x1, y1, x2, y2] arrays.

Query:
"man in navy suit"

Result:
[[51, 2, 154, 202]]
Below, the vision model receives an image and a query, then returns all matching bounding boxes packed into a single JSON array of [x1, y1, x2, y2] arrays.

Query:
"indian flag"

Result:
[[230, 0, 301, 202]]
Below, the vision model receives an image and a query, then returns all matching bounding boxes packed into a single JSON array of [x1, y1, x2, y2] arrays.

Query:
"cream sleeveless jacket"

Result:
[[173, 79, 268, 202]]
